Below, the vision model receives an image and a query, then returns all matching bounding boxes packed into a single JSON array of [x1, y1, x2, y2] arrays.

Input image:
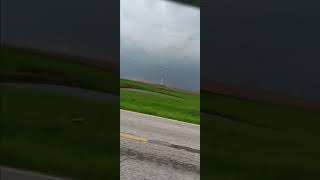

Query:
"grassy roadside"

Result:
[[0, 86, 119, 180], [1, 47, 118, 93], [121, 79, 200, 124], [202, 91, 320, 180], [1, 47, 119, 179]]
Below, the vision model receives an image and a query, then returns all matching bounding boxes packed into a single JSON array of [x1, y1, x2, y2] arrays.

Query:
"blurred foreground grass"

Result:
[[1, 47, 117, 93], [0, 86, 119, 179], [1, 47, 119, 179], [202, 91, 320, 180]]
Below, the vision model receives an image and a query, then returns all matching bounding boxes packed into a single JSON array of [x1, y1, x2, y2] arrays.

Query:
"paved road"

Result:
[[120, 110, 200, 180]]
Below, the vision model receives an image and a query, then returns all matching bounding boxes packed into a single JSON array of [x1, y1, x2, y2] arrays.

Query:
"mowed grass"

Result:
[[1, 47, 119, 179], [201, 91, 320, 180], [121, 79, 200, 124], [1, 47, 117, 93], [0, 86, 119, 180]]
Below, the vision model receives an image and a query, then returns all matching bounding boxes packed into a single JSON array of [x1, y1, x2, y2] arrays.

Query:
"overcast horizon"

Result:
[[120, 0, 200, 92]]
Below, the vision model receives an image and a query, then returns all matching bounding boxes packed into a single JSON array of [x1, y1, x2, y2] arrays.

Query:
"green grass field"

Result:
[[0, 86, 119, 180], [120, 79, 200, 124], [1, 47, 119, 179], [201, 91, 320, 180], [1, 47, 117, 93]]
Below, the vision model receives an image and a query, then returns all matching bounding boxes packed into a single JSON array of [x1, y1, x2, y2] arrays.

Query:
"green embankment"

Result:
[[202, 91, 320, 180], [121, 79, 200, 124]]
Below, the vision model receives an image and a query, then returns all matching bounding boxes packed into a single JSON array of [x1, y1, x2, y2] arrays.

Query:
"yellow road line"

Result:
[[120, 133, 147, 142]]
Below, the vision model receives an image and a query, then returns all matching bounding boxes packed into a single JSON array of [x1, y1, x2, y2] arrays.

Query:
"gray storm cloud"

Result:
[[121, 0, 200, 92]]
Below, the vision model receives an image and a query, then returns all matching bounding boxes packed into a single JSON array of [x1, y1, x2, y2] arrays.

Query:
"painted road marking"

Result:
[[120, 133, 147, 142], [120, 133, 200, 153]]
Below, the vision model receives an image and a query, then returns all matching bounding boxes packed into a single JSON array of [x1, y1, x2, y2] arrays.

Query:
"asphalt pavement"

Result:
[[120, 110, 200, 180]]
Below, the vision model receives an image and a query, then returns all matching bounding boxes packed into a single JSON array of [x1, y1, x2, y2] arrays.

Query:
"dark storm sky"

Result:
[[202, 0, 320, 101], [1, 0, 119, 61]]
